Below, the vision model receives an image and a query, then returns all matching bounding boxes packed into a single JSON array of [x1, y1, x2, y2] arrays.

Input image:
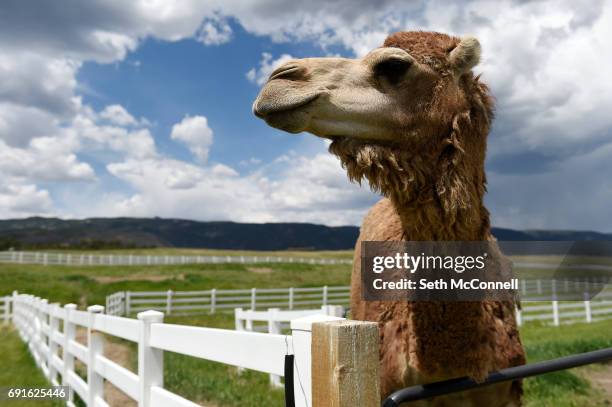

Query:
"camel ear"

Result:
[[449, 36, 481, 75]]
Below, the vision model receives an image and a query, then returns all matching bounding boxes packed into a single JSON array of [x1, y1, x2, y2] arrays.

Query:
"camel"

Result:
[[253, 31, 525, 406]]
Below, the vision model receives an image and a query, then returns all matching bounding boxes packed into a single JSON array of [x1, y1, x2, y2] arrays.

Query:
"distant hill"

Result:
[[0, 217, 610, 251]]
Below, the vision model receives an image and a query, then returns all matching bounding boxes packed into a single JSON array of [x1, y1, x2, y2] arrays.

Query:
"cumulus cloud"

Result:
[[247, 53, 295, 86], [170, 115, 214, 163], [0, 52, 80, 117], [196, 14, 233, 45], [103, 151, 377, 225], [0, 182, 53, 218], [99, 104, 139, 127]]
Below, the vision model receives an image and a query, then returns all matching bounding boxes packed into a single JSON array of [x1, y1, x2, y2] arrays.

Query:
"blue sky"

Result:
[[0, 1, 611, 230], [78, 24, 329, 169]]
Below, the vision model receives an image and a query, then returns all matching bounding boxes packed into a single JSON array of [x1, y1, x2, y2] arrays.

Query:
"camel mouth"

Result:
[[252, 93, 319, 119]]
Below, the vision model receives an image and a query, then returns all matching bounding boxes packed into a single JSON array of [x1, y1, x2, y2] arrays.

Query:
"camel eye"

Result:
[[374, 58, 411, 84]]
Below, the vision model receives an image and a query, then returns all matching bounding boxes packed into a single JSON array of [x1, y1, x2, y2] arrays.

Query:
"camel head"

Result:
[[254, 32, 493, 222]]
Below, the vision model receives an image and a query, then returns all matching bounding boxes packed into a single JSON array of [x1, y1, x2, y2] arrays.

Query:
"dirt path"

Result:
[[76, 330, 136, 407], [586, 362, 612, 404]]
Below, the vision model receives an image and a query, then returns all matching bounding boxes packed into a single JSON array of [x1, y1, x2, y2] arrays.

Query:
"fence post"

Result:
[[289, 287, 294, 310], [126, 291, 131, 316], [47, 303, 60, 384], [234, 308, 245, 374], [63, 304, 76, 404], [537, 279, 542, 295], [234, 308, 244, 332], [3, 296, 8, 324], [585, 292, 592, 323], [138, 310, 164, 407], [11, 291, 18, 328], [209, 289, 217, 314], [552, 300, 559, 326], [166, 290, 173, 315], [291, 314, 345, 407], [311, 320, 380, 407], [38, 298, 48, 372], [268, 308, 282, 387], [322, 286, 328, 306], [251, 288, 257, 310], [87, 305, 105, 406]]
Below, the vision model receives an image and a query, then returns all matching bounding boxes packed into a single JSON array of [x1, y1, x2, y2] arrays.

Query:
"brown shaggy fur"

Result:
[[328, 32, 526, 405]]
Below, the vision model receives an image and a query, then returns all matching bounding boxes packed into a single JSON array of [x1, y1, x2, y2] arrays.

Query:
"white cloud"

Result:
[[0, 182, 53, 218], [247, 53, 295, 86], [99, 104, 139, 126], [197, 14, 233, 45], [0, 136, 95, 183], [170, 115, 214, 163], [0, 51, 80, 117], [104, 151, 377, 226]]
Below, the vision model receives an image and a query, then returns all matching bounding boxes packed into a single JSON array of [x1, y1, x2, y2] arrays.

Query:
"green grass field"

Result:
[[1, 252, 611, 406]]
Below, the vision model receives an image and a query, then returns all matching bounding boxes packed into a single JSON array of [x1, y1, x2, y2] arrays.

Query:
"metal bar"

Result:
[[382, 347, 612, 406]]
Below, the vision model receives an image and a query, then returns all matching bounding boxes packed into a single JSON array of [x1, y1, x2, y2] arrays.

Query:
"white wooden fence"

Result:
[[107, 285, 350, 316], [8, 291, 354, 407], [1, 295, 12, 324], [235, 305, 345, 387], [0, 251, 351, 266], [518, 292, 612, 326]]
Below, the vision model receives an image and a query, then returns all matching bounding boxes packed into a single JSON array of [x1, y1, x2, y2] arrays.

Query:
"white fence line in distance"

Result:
[[0, 251, 351, 266], [108, 285, 350, 316]]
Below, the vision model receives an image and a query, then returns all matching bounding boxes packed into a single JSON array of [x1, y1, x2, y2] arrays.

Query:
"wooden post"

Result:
[[311, 320, 380, 407], [322, 285, 328, 306], [267, 308, 282, 387], [63, 302, 76, 404], [552, 300, 559, 326], [87, 305, 105, 406], [291, 314, 345, 407], [210, 289, 217, 314], [125, 291, 131, 316], [38, 298, 48, 371], [289, 287, 294, 310], [251, 288, 257, 310], [138, 310, 164, 407], [166, 290, 173, 315], [585, 292, 592, 323], [2, 296, 8, 324], [47, 303, 60, 384]]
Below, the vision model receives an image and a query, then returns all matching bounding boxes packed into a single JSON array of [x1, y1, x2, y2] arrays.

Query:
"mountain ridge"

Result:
[[0, 217, 610, 251]]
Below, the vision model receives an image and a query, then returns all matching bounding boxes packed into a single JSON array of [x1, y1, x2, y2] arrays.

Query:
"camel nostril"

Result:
[[269, 65, 304, 81]]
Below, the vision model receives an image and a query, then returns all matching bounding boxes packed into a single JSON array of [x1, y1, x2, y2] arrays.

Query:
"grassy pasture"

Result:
[[1, 251, 611, 406]]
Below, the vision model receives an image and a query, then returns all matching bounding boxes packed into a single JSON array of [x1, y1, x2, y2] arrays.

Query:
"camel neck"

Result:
[[389, 194, 490, 241]]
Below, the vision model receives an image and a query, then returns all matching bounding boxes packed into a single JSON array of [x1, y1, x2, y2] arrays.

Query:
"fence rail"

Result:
[[107, 285, 351, 316], [1, 296, 12, 324], [235, 305, 345, 387], [0, 251, 351, 266], [105, 281, 612, 326], [8, 291, 352, 407]]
